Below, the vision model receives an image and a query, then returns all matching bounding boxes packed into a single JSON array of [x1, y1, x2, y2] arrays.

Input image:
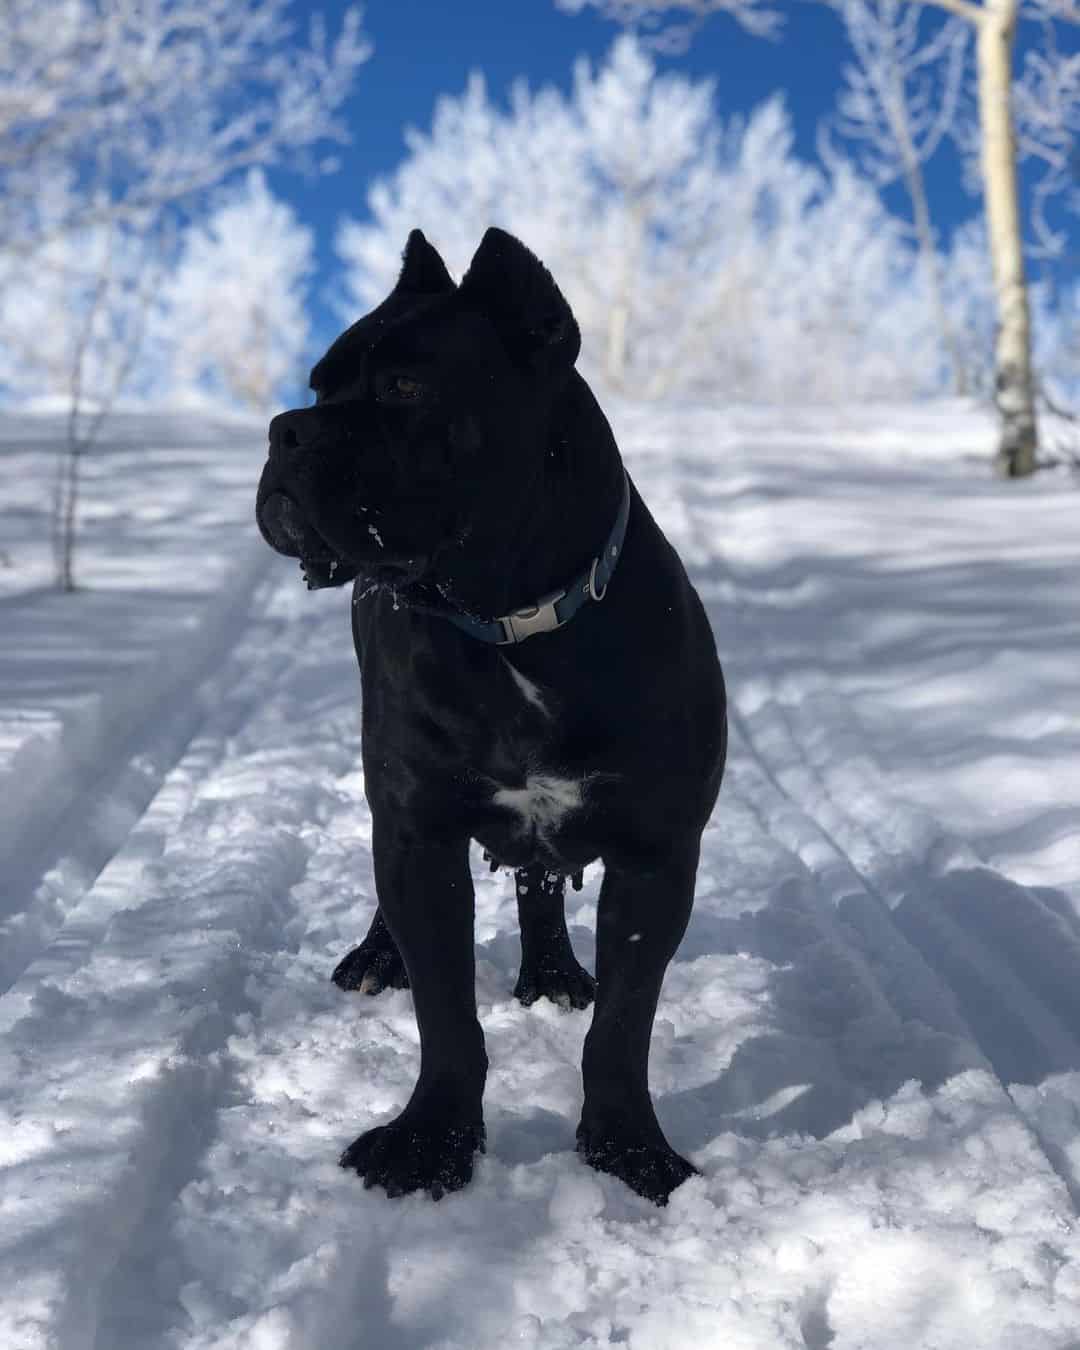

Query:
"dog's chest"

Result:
[[474, 660, 589, 855], [490, 772, 584, 837]]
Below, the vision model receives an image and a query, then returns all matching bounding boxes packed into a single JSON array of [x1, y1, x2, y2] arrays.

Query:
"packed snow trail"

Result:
[[3, 404, 1080, 1348], [0, 543, 271, 999], [0, 412, 272, 999]]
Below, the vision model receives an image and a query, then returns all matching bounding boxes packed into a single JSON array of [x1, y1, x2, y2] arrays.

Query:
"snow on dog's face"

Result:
[[255, 228, 580, 593]]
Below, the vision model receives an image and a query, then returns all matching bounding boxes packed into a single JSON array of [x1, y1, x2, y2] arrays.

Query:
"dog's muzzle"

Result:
[[256, 484, 353, 590], [257, 407, 361, 589], [257, 491, 325, 558]]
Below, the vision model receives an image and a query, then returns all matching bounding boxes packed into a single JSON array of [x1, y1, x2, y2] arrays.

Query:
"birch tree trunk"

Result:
[[975, 0, 1037, 476]]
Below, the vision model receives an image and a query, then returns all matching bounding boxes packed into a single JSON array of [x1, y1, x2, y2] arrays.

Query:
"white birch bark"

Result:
[[922, 0, 1038, 473], [976, 0, 1038, 475]]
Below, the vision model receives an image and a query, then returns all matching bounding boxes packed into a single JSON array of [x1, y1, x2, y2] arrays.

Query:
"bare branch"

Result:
[[554, 0, 785, 44], [819, 0, 972, 390], [919, 0, 986, 24], [1012, 22, 1080, 255], [0, 0, 370, 258], [1023, 0, 1080, 23]]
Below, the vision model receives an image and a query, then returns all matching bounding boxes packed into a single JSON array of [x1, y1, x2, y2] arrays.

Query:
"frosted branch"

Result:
[[0, 0, 370, 256], [918, 0, 986, 24], [554, 0, 784, 44]]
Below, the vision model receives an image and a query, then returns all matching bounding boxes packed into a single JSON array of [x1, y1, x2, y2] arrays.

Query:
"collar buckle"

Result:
[[419, 471, 630, 646], [498, 588, 567, 644]]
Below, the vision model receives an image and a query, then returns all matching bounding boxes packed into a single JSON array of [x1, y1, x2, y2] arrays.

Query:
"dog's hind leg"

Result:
[[576, 844, 699, 1205], [513, 866, 596, 1010], [331, 908, 409, 994]]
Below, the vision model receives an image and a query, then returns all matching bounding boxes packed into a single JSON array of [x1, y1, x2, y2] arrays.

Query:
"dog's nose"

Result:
[[267, 409, 313, 467]]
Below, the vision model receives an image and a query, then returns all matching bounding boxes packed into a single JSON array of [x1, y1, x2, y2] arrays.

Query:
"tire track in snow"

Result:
[[726, 685, 1080, 1213], [665, 442, 1080, 1213], [779, 684, 1080, 1072], [7, 420, 1078, 1348], [0, 568, 364, 1350], [678, 732, 985, 1144], [50, 465, 1075, 1347], [0, 543, 273, 998], [113, 681, 1080, 1350]]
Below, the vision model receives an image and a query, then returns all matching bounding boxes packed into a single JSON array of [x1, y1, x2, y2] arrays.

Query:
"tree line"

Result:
[[1, 0, 1077, 500]]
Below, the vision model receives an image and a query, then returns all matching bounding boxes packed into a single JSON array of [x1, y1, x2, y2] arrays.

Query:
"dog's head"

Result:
[[255, 227, 581, 593]]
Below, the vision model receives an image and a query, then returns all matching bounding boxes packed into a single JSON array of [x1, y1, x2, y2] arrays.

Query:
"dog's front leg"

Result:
[[577, 845, 699, 1205], [340, 819, 486, 1199]]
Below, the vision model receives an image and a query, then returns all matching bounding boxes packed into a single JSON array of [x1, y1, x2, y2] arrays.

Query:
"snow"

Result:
[[2, 401, 1080, 1348]]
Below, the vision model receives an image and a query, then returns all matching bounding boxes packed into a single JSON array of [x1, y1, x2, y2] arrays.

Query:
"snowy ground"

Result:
[[2, 402, 1080, 1350]]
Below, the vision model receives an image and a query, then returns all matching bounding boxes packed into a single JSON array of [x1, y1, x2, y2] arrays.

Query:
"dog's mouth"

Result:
[[257, 490, 435, 594], [299, 556, 350, 590], [258, 491, 325, 557], [257, 491, 358, 591]]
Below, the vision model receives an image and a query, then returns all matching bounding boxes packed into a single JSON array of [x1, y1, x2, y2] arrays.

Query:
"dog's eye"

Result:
[[382, 375, 424, 402]]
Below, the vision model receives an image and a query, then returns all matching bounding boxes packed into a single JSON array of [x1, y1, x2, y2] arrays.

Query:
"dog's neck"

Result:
[[423, 372, 625, 625]]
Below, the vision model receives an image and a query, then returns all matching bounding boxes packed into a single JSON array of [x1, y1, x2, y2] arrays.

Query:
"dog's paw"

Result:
[[331, 941, 409, 994], [514, 956, 595, 1010], [575, 1121, 697, 1206], [340, 1117, 485, 1200]]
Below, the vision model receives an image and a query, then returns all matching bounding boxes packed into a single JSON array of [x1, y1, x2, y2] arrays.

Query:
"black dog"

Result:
[[255, 228, 726, 1205]]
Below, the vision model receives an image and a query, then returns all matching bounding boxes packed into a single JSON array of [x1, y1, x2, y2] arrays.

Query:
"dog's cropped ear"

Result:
[[460, 228, 581, 373], [396, 229, 455, 295]]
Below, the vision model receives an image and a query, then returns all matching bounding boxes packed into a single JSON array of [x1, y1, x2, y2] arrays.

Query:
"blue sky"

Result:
[[269, 0, 1051, 350]]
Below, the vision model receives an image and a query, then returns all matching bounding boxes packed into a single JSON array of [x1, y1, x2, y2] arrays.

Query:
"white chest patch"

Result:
[[502, 658, 553, 719], [492, 774, 583, 837]]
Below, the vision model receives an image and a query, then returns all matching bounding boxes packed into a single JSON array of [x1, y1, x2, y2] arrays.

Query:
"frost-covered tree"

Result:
[[0, 0, 369, 259], [904, 0, 1036, 472], [735, 156, 941, 402], [823, 0, 1080, 470], [845, 0, 1079, 473], [819, 0, 970, 391], [337, 73, 588, 336], [1010, 16, 1080, 260], [938, 217, 998, 394], [160, 171, 314, 412], [0, 208, 163, 587], [338, 38, 936, 404], [561, 37, 719, 386], [0, 0, 370, 585], [568, 0, 1079, 475], [554, 0, 783, 45], [0, 204, 157, 408]]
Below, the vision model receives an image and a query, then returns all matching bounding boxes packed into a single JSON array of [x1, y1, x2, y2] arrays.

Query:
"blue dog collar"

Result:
[[420, 471, 631, 645]]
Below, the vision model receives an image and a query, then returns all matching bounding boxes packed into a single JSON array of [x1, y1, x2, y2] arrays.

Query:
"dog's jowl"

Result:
[[255, 228, 726, 1205]]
